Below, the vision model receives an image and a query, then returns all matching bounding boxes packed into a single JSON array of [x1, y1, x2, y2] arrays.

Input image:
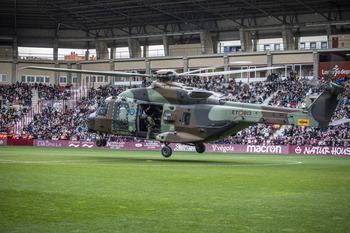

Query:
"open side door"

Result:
[[112, 100, 138, 135]]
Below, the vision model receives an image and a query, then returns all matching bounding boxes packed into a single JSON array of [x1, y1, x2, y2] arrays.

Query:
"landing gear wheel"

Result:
[[101, 139, 107, 146], [161, 145, 172, 158], [96, 139, 103, 147], [96, 133, 107, 147], [195, 143, 206, 153]]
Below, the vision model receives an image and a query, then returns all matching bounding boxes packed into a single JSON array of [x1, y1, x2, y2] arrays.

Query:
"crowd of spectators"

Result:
[[36, 83, 71, 100], [269, 105, 350, 147], [1, 76, 350, 147], [22, 103, 92, 140], [0, 82, 32, 106], [267, 81, 310, 108], [0, 107, 30, 134]]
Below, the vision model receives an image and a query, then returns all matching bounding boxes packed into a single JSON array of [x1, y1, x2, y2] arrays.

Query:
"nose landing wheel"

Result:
[[161, 143, 172, 158], [96, 133, 107, 147], [96, 138, 107, 147], [195, 143, 205, 153]]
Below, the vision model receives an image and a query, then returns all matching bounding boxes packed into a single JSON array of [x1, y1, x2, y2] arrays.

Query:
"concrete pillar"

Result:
[[110, 47, 115, 60], [313, 51, 319, 78], [145, 58, 151, 75], [67, 63, 72, 85], [13, 36, 18, 60], [109, 60, 115, 85], [200, 30, 214, 54], [95, 40, 109, 60], [128, 38, 142, 58], [212, 33, 219, 54], [282, 27, 295, 51], [12, 36, 18, 84], [294, 36, 300, 50], [54, 63, 59, 85], [85, 50, 90, 60], [183, 56, 188, 73], [143, 45, 149, 58], [163, 35, 176, 56], [163, 35, 175, 56], [77, 63, 82, 84], [223, 55, 229, 81], [163, 36, 169, 56], [326, 25, 337, 36], [267, 52, 273, 76], [253, 39, 258, 52], [53, 38, 58, 61], [12, 62, 17, 84], [251, 31, 258, 52], [239, 29, 253, 52]]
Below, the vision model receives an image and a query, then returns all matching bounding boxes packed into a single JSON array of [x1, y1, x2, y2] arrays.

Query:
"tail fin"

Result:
[[308, 83, 345, 128]]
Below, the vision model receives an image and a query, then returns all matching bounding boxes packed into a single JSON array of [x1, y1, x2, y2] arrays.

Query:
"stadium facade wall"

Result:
[[1, 139, 350, 156]]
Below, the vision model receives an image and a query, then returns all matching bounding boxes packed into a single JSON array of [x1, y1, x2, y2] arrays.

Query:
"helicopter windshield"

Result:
[[97, 98, 111, 116]]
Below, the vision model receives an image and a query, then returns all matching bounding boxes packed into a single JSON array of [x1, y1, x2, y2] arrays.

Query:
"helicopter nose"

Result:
[[87, 112, 96, 132]]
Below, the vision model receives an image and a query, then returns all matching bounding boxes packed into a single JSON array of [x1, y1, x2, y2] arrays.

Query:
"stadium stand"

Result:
[[1, 76, 349, 146], [0, 82, 32, 106]]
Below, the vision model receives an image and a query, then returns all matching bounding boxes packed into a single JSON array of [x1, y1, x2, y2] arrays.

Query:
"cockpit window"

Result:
[[97, 100, 110, 116]]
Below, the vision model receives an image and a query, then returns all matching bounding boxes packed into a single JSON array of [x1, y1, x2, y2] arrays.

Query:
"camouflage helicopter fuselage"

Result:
[[87, 81, 345, 145], [21, 65, 346, 157]]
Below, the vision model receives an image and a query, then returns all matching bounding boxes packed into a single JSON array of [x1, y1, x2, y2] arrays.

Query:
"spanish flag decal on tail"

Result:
[[298, 119, 309, 126]]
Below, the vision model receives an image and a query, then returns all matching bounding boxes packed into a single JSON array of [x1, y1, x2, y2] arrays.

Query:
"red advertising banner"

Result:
[[204, 144, 290, 154], [319, 61, 350, 79], [6, 139, 33, 146], [32, 140, 289, 155], [289, 146, 350, 156], [0, 140, 348, 156], [0, 139, 7, 146]]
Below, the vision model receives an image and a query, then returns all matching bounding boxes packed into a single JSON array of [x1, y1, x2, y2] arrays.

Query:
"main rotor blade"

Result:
[[186, 66, 284, 77], [21, 66, 152, 77], [179, 61, 252, 76]]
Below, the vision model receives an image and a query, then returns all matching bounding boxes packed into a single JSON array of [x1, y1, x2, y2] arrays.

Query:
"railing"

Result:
[[70, 85, 90, 102], [11, 100, 43, 135]]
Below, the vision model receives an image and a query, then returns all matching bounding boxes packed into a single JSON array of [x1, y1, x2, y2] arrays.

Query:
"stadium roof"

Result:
[[1, 0, 350, 48]]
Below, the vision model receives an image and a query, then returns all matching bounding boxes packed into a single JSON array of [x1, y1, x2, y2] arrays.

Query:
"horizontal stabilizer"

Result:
[[329, 118, 350, 126], [308, 83, 345, 128]]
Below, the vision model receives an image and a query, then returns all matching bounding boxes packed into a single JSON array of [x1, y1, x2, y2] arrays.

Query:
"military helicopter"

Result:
[[23, 65, 346, 157]]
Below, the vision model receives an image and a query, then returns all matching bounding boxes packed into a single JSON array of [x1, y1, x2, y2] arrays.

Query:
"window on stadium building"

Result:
[[21, 75, 50, 83], [36, 76, 44, 83], [86, 75, 106, 83], [59, 76, 67, 84], [0, 74, 6, 82], [310, 42, 316, 49]]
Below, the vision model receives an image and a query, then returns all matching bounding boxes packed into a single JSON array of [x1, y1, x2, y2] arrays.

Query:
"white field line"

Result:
[[0, 158, 302, 167]]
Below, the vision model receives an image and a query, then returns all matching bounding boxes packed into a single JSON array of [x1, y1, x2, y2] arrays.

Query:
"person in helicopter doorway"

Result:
[[143, 113, 155, 140]]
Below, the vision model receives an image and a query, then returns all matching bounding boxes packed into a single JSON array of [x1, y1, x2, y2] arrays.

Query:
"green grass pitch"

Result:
[[0, 146, 349, 233]]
